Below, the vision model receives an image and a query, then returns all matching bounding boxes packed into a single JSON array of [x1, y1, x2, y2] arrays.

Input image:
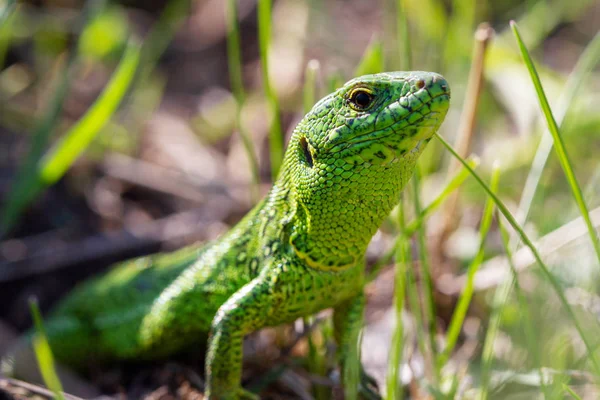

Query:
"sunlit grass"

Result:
[[563, 384, 584, 400], [0, 39, 141, 236], [1, 1, 599, 399], [435, 130, 600, 378], [368, 156, 480, 284], [0, 56, 73, 237], [386, 194, 410, 400], [258, 0, 283, 180], [0, 1, 100, 237], [303, 60, 320, 114], [439, 164, 498, 368], [0, 0, 190, 236], [404, 156, 480, 236], [226, 0, 260, 198], [29, 298, 65, 400], [511, 21, 600, 264], [327, 72, 344, 93], [411, 170, 440, 383], [477, 29, 600, 400], [516, 31, 600, 233], [395, 0, 411, 70], [40, 41, 140, 185], [354, 37, 384, 76], [479, 204, 550, 400], [140, 0, 190, 71]]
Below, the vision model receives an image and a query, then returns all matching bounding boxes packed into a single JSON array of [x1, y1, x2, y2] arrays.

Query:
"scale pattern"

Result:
[[4, 71, 450, 400]]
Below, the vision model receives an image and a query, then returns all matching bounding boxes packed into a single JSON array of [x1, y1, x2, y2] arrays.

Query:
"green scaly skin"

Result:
[[3, 71, 450, 399]]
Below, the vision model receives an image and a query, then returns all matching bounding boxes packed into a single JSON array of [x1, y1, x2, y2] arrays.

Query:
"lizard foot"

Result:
[[359, 369, 382, 400]]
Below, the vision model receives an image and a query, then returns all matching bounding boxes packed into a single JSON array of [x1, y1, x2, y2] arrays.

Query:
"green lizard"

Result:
[[2, 71, 450, 399]]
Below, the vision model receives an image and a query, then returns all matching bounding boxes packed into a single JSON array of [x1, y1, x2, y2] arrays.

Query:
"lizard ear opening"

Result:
[[299, 137, 313, 167]]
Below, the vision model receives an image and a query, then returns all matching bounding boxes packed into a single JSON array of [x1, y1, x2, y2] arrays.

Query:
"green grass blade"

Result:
[[40, 40, 141, 184], [396, 0, 411, 70], [510, 21, 600, 264], [501, 213, 549, 397], [443, 0, 475, 68], [438, 164, 499, 367], [563, 384, 583, 400], [226, 0, 260, 195], [0, 2, 101, 236], [118, 0, 187, 103], [0, 40, 141, 236], [479, 257, 513, 397], [327, 71, 344, 93], [411, 170, 439, 382], [479, 209, 549, 399], [434, 131, 600, 377], [479, 175, 548, 400], [140, 0, 190, 70], [367, 156, 479, 283], [515, 30, 600, 235], [29, 298, 65, 400], [404, 156, 480, 236], [496, 0, 593, 52], [404, 226, 429, 377], [0, 64, 73, 236], [303, 59, 320, 114], [386, 196, 410, 400], [354, 36, 384, 76], [226, 0, 245, 103], [258, 0, 283, 180]]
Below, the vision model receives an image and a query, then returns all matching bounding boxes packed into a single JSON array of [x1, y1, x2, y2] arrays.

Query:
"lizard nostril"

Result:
[[415, 79, 425, 89]]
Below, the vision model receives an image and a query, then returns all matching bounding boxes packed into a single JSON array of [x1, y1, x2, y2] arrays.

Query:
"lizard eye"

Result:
[[348, 89, 375, 110], [299, 136, 313, 167]]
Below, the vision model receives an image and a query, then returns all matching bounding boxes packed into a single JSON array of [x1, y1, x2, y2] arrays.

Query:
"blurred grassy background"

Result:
[[0, 0, 599, 398]]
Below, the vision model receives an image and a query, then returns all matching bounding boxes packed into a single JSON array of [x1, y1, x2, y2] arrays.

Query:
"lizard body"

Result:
[[3, 71, 450, 399]]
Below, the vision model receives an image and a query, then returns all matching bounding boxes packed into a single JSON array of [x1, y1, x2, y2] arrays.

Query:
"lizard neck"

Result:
[[271, 149, 422, 271]]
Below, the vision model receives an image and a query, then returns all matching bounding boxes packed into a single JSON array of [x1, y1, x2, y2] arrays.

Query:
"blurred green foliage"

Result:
[[0, 0, 599, 398], [79, 6, 128, 60]]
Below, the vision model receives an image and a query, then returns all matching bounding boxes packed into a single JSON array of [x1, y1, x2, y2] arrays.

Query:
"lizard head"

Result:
[[279, 71, 450, 270]]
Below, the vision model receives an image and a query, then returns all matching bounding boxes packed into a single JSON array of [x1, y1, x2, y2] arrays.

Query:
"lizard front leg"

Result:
[[205, 278, 279, 400], [334, 293, 382, 400]]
